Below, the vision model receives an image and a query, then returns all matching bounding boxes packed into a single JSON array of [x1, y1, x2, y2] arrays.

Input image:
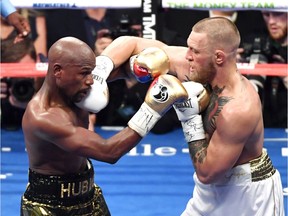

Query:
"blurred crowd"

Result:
[[1, 2, 287, 131]]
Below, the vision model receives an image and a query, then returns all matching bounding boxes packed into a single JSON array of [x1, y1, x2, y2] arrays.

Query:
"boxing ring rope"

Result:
[[0, 63, 287, 78]]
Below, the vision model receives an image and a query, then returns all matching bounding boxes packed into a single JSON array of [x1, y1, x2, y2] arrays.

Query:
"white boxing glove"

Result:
[[75, 56, 114, 113], [173, 81, 210, 142], [94, 55, 114, 80]]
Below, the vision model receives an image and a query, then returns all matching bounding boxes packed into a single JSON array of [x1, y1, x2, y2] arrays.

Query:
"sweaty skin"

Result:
[[99, 17, 283, 216], [101, 18, 263, 184], [22, 37, 142, 175]]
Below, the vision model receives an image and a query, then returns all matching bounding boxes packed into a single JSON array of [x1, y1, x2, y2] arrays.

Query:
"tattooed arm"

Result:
[[189, 84, 261, 184], [188, 88, 231, 167]]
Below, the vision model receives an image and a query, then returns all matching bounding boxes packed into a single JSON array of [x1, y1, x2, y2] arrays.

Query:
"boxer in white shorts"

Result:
[[181, 150, 284, 216], [78, 15, 286, 215]]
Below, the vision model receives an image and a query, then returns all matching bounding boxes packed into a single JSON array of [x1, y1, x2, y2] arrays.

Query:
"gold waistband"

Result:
[[24, 160, 95, 206], [250, 150, 276, 182]]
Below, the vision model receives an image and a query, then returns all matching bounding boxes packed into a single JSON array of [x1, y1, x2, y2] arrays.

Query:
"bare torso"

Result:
[[22, 87, 89, 175], [202, 74, 264, 166], [22, 80, 142, 176]]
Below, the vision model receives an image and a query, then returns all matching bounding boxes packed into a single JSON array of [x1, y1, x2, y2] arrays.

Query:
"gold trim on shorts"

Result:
[[21, 184, 111, 216], [23, 159, 95, 206], [250, 149, 276, 182], [21, 160, 111, 215]]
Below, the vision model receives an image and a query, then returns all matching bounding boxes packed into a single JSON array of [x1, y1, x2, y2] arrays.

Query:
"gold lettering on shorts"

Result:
[[82, 180, 88, 194], [60, 177, 94, 198], [90, 177, 94, 189], [61, 183, 71, 198], [72, 182, 81, 196]]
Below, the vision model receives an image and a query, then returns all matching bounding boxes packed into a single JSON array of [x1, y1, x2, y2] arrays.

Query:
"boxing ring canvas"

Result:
[[1, 127, 287, 215]]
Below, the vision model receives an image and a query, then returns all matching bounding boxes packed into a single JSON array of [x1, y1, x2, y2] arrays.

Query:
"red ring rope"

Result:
[[0, 63, 287, 78]]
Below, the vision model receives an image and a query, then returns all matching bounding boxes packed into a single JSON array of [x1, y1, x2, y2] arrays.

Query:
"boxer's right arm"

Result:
[[101, 36, 167, 67], [101, 36, 189, 82]]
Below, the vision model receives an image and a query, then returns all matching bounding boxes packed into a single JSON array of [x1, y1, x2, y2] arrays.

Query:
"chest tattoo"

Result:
[[203, 86, 233, 135], [188, 85, 233, 165]]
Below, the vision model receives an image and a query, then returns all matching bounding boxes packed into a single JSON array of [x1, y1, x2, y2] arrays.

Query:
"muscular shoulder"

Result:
[[23, 99, 76, 138], [205, 81, 260, 132], [221, 99, 254, 125], [216, 84, 261, 138]]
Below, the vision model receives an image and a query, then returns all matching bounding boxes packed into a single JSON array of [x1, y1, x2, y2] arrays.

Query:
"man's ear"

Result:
[[53, 63, 62, 77], [215, 50, 225, 65]]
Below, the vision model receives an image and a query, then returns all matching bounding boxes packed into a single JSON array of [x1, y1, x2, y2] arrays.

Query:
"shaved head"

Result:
[[44, 37, 96, 102], [48, 37, 95, 72], [192, 17, 241, 53]]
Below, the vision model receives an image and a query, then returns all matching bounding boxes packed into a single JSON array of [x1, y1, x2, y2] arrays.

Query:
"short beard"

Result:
[[192, 62, 216, 85]]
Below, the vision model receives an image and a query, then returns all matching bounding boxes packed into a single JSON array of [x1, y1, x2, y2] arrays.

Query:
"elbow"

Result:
[[197, 175, 215, 184], [194, 161, 225, 184], [102, 150, 123, 164], [105, 156, 119, 164], [196, 171, 220, 185]]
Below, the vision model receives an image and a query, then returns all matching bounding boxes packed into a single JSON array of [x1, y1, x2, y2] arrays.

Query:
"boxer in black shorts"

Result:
[[21, 160, 110, 215]]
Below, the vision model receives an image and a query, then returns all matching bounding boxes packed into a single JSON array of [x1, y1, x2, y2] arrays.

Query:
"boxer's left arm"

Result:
[[36, 74, 188, 164], [101, 36, 167, 68], [128, 74, 188, 137]]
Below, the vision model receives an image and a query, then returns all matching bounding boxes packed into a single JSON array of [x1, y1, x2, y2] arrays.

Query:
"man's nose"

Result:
[[185, 52, 193, 62], [86, 74, 94, 85]]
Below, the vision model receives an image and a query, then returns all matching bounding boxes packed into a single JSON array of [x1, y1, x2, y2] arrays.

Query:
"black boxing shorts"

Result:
[[20, 160, 110, 216]]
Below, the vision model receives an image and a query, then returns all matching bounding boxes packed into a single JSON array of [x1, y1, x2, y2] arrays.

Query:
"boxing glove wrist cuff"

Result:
[[129, 55, 137, 73], [95, 55, 114, 80], [130, 54, 153, 82], [173, 96, 200, 121], [128, 102, 161, 137], [181, 114, 205, 142]]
